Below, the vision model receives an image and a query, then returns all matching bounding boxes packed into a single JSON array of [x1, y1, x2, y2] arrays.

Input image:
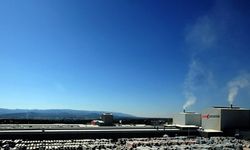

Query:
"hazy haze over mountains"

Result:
[[0, 108, 136, 120]]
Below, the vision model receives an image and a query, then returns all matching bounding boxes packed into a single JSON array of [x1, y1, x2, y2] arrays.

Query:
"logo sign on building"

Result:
[[202, 114, 220, 119]]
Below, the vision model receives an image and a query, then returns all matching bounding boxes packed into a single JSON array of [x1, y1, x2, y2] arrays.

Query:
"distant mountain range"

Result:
[[0, 108, 137, 120]]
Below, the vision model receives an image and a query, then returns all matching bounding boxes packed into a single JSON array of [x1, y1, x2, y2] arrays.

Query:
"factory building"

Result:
[[173, 112, 201, 126], [101, 113, 113, 126], [202, 106, 250, 132]]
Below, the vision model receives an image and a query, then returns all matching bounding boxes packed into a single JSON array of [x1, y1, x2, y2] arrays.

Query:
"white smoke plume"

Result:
[[183, 4, 217, 110], [185, 16, 217, 52], [183, 0, 250, 109], [228, 73, 250, 105], [183, 91, 196, 110], [183, 60, 213, 110]]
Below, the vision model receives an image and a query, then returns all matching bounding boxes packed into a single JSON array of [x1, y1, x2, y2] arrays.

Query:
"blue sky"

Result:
[[0, 0, 250, 117]]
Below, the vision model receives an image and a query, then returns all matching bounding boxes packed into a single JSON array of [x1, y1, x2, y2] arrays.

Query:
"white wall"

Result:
[[173, 113, 186, 125], [173, 113, 201, 126]]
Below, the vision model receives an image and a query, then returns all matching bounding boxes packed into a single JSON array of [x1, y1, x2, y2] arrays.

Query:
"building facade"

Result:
[[101, 113, 113, 126], [202, 107, 250, 132], [173, 112, 201, 126]]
